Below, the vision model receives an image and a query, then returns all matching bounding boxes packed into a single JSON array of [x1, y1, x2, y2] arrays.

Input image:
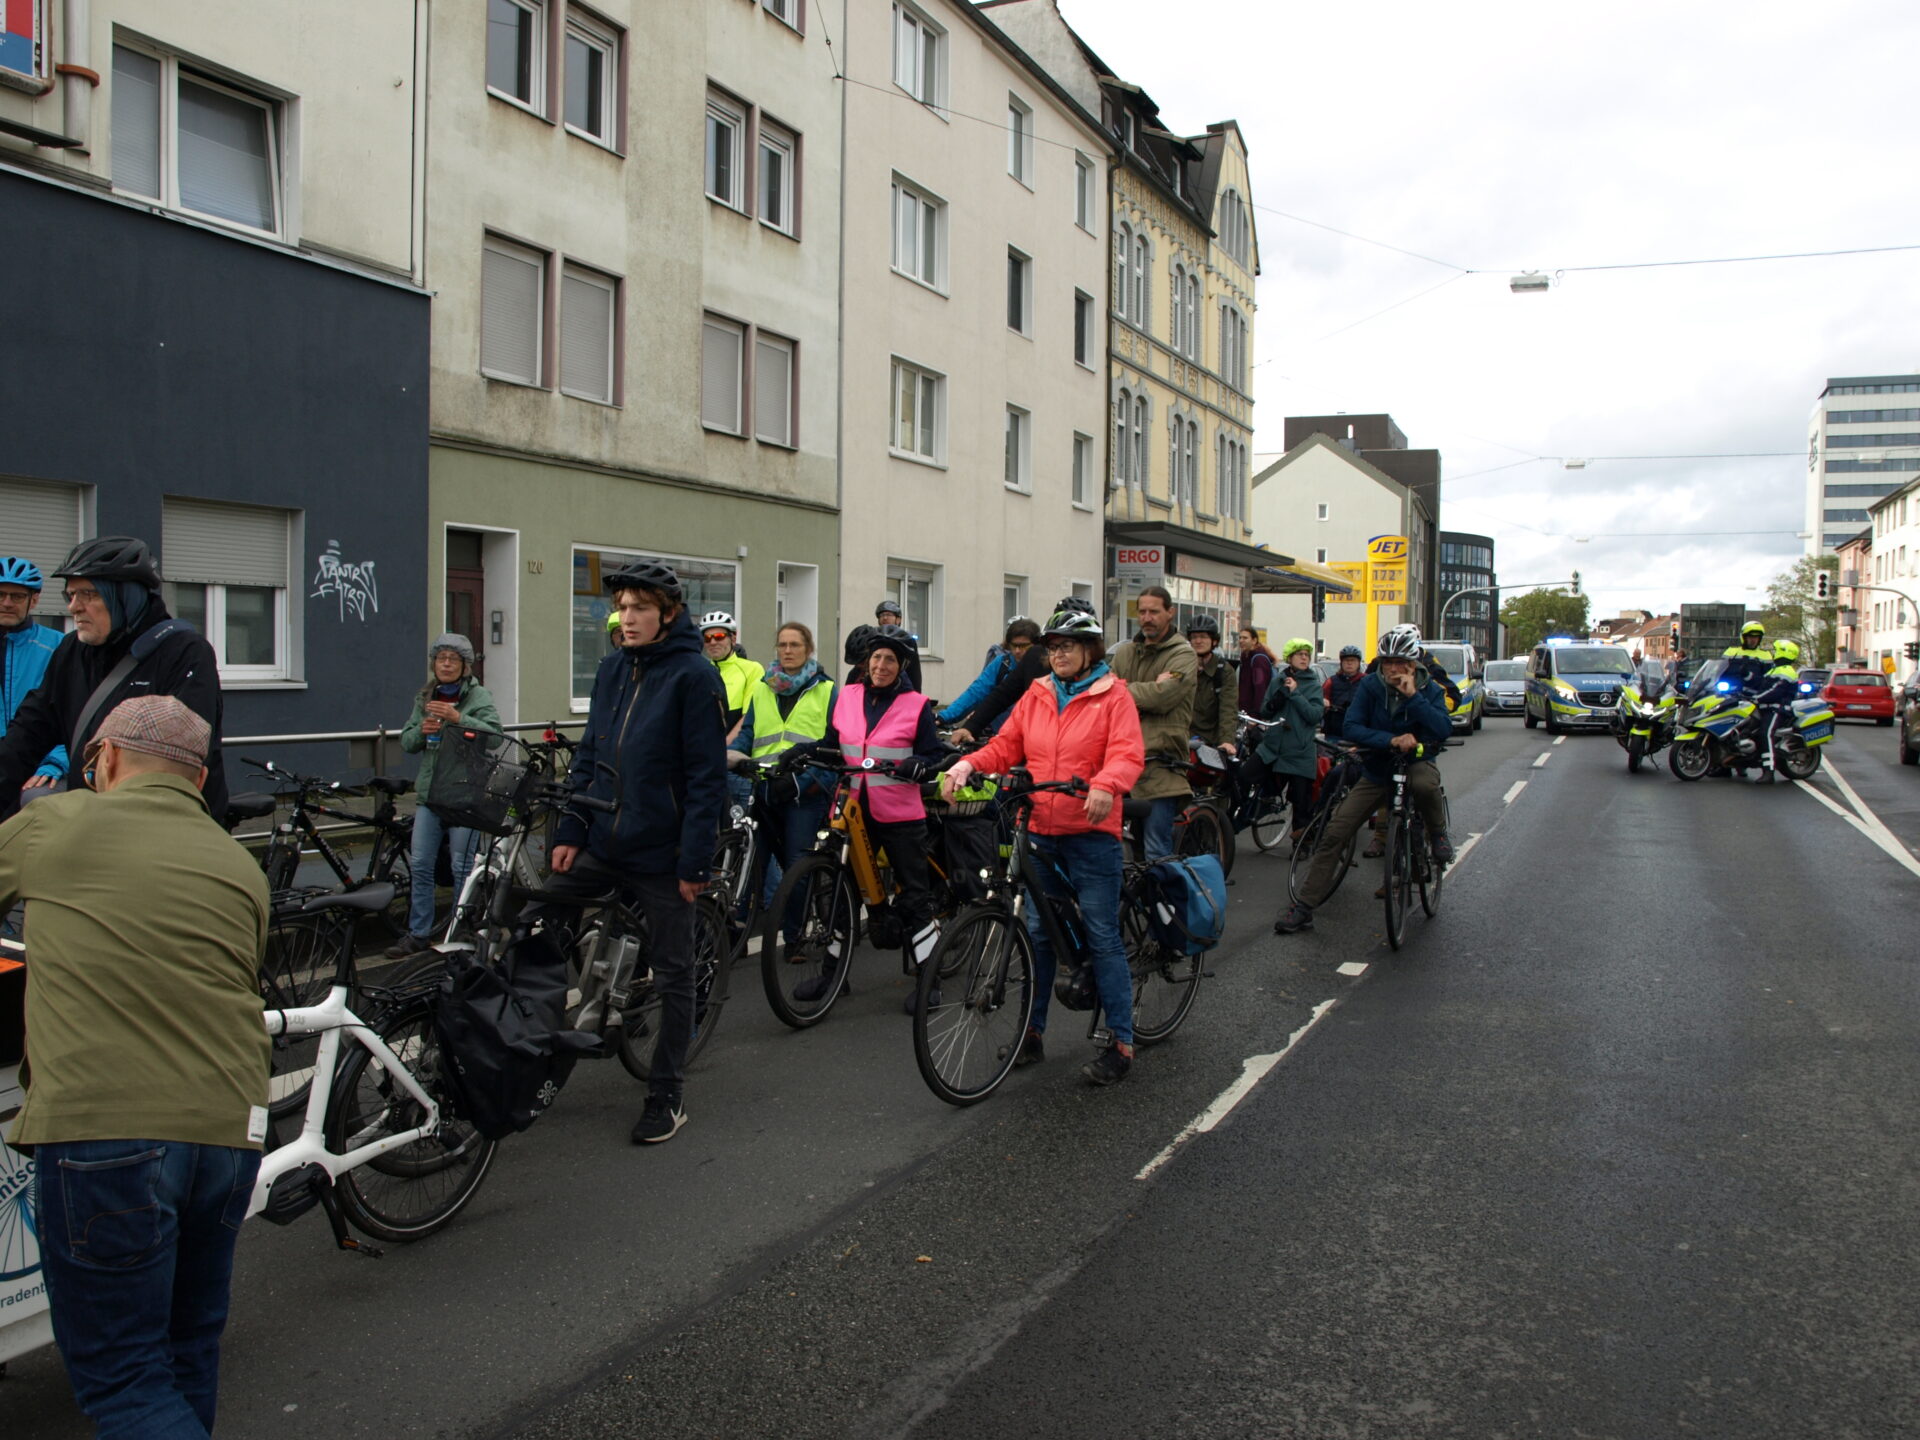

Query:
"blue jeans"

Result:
[[33, 1139, 261, 1439], [1024, 831, 1133, 1046], [1141, 795, 1181, 863], [765, 795, 827, 932], [409, 804, 481, 940]]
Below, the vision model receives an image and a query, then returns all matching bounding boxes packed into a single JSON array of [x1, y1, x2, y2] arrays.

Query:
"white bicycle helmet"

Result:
[[1377, 626, 1422, 661], [699, 610, 738, 636]]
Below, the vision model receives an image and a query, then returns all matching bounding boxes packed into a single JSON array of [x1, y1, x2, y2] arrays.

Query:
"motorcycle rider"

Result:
[[1740, 639, 1804, 784], [1723, 621, 1769, 662]]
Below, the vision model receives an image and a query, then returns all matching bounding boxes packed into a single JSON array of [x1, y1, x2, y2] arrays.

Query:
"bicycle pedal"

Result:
[[1091, 1026, 1113, 1046]]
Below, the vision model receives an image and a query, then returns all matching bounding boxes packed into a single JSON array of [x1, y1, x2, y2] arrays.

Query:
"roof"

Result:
[[1106, 521, 1291, 572], [1253, 431, 1418, 509]]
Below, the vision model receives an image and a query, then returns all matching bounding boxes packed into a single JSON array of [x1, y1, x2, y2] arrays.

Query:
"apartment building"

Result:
[[1437, 530, 1497, 656], [427, 0, 842, 722], [837, 0, 1109, 697], [0, 1, 430, 742], [1805, 373, 1920, 556], [1865, 478, 1919, 682], [1835, 527, 1871, 665]]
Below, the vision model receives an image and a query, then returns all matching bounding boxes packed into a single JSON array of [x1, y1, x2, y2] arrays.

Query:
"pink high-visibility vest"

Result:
[[832, 683, 928, 823]]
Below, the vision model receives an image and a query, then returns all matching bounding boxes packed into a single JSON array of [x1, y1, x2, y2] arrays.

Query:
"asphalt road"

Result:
[[5, 718, 1916, 1438]]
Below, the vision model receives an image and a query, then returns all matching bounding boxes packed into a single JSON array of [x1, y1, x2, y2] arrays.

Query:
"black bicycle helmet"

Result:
[[604, 559, 683, 604], [874, 598, 902, 620], [1185, 615, 1221, 639], [54, 536, 161, 589], [844, 623, 878, 666], [1339, 644, 1363, 660], [867, 623, 918, 661], [1052, 594, 1096, 618], [1042, 609, 1103, 641]]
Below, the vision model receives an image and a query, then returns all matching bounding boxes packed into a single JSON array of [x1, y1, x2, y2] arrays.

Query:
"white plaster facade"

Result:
[[837, 0, 1110, 699], [1865, 477, 1919, 684]]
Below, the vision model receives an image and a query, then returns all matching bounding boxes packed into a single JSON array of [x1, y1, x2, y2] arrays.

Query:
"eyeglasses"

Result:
[[63, 586, 103, 606], [1044, 640, 1081, 654], [703, 632, 731, 644]]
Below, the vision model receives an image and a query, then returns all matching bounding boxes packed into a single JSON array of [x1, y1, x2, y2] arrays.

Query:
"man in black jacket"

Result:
[[549, 560, 728, 1146], [0, 538, 226, 822]]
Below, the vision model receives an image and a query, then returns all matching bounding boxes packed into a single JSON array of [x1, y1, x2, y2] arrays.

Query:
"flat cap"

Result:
[[93, 694, 211, 768]]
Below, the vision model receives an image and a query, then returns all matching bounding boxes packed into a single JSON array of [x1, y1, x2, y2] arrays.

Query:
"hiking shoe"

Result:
[[1082, 1046, 1132, 1086], [1013, 1029, 1045, 1067], [1362, 838, 1386, 860], [631, 1094, 686, 1145], [1753, 770, 1775, 784], [1273, 902, 1314, 934], [385, 934, 428, 959], [1428, 830, 1455, 865]]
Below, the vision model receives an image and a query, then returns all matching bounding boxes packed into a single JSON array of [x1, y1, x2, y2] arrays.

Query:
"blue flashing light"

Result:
[[1545, 634, 1576, 647], [1798, 682, 1815, 694], [1715, 680, 1734, 693]]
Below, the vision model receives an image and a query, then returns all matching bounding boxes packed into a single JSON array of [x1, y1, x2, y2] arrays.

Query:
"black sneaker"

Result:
[[1273, 902, 1314, 934], [1427, 830, 1455, 865], [1013, 1029, 1045, 1067], [631, 1094, 686, 1145], [385, 934, 428, 959], [1082, 1046, 1132, 1086]]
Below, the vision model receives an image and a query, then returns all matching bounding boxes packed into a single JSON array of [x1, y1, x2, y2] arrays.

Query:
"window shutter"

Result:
[[111, 47, 163, 199], [702, 319, 743, 432], [560, 271, 614, 403], [177, 78, 276, 231], [0, 478, 83, 616], [481, 242, 543, 384], [754, 335, 793, 444], [161, 498, 291, 588]]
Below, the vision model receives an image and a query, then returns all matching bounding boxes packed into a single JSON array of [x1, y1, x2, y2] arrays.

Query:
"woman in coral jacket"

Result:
[[940, 608, 1145, 1088]]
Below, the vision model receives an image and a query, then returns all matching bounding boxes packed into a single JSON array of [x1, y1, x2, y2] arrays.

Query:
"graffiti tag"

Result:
[[313, 541, 379, 622]]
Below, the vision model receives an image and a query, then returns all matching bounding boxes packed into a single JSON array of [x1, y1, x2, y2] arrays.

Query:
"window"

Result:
[[1007, 248, 1031, 334], [1218, 187, 1251, 269], [112, 44, 282, 237], [1185, 273, 1201, 360], [487, 0, 546, 111], [886, 559, 941, 653], [755, 331, 796, 447], [1007, 94, 1033, 185], [1003, 576, 1028, 625], [892, 3, 944, 107], [762, 0, 802, 31], [705, 90, 745, 208], [564, 11, 618, 146], [1075, 152, 1095, 230], [1074, 291, 1093, 367], [1005, 405, 1031, 492], [1215, 436, 1246, 522], [1219, 304, 1248, 388], [573, 546, 735, 703], [1131, 233, 1149, 329], [1072, 432, 1093, 508], [890, 358, 943, 462], [1114, 391, 1132, 490], [891, 177, 945, 289], [0, 478, 84, 623], [1316, 548, 1328, 564], [758, 119, 796, 235], [480, 236, 545, 386], [161, 498, 294, 682], [1112, 223, 1130, 318], [1316, 502, 1329, 521], [559, 264, 617, 404], [1169, 262, 1186, 354], [1132, 394, 1149, 493], [701, 314, 745, 434], [1169, 413, 1198, 508]]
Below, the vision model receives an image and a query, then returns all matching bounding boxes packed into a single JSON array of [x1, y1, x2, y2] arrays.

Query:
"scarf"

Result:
[[765, 656, 821, 696], [1053, 661, 1110, 712]]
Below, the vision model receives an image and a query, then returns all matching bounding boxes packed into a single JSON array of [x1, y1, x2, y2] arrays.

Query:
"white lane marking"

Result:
[[1532, 752, 1550, 768], [1823, 756, 1920, 866], [1135, 998, 1338, 1181], [1503, 780, 1528, 805], [1553, 736, 1566, 746], [1447, 832, 1484, 875], [1797, 759, 1920, 881], [1336, 961, 1368, 977]]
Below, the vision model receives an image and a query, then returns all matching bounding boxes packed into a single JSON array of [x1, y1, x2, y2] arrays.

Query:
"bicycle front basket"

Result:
[[423, 727, 531, 835]]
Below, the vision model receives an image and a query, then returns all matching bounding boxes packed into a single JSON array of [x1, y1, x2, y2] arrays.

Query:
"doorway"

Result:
[[446, 529, 486, 681]]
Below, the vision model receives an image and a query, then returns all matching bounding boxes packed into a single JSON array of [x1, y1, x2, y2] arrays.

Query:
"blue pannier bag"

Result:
[[1146, 853, 1228, 956]]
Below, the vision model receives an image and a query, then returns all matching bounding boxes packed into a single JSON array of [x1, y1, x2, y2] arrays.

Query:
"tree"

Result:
[[1499, 587, 1591, 654], [1755, 555, 1837, 665]]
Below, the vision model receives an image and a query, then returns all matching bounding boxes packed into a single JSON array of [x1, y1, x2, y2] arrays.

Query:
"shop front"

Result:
[[1107, 524, 1291, 653]]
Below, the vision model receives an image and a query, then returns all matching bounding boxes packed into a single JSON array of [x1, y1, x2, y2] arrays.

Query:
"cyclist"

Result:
[[870, 600, 923, 691], [948, 596, 1097, 743], [737, 621, 836, 917], [1186, 616, 1238, 756], [796, 625, 945, 1007], [0, 556, 68, 800], [1107, 586, 1196, 861], [1238, 638, 1326, 844], [700, 611, 761, 744], [0, 537, 228, 822], [1275, 626, 1453, 934], [1323, 644, 1366, 738], [551, 560, 728, 1145], [1235, 627, 1275, 719], [938, 617, 1041, 737], [392, 633, 501, 956], [843, 623, 879, 685], [1366, 623, 1461, 710], [940, 608, 1145, 1085]]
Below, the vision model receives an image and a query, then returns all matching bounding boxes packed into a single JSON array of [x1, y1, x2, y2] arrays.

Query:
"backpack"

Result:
[[433, 931, 603, 1141], [1145, 853, 1228, 956]]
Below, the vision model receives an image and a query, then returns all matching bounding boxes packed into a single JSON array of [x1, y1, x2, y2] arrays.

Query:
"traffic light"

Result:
[[1311, 587, 1326, 624], [1570, 571, 1582, 596], [1815, 570, 1833, 601], [1906, 641, 1919, 661]]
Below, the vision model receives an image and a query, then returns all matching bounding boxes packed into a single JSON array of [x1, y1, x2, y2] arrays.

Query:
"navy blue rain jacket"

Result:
[[1342, 672, 1452, 783], [554, 609, 729, 883]]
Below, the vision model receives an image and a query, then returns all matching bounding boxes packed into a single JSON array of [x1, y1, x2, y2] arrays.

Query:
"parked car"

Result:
[[1796, 667, 1831, 697], [1898, 675, 1920, 765], [1822, 669, 1896, 725], [1482, 659, 1527, 715], [1424, 642, 1483, 733]]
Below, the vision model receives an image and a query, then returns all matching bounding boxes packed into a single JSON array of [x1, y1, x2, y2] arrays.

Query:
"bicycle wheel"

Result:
[[913, 905, 1033, 1106], [330, 999, 498, 1243], [1176, 800, 1231, 878], [259, 913, 344, 1118], [619, 895, 732, 1082], [1383, 816, 1413, 951], [760, 853, 857, 1029], [262, 833, 300, 893], [1417, 828, 1444, 917], [1249, 788, 1291, 853], [1126, 890, 1200, 1045]]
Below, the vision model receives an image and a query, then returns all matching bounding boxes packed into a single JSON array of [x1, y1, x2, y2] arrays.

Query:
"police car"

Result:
[[1523, 638, 1637, 734]]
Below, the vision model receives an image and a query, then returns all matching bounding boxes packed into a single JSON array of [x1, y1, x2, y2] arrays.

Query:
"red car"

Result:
[[1822, 669, 1896, 725]]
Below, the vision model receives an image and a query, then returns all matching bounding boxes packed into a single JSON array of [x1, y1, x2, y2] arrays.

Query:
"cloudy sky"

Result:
[[1056, 0, 1920, 622]]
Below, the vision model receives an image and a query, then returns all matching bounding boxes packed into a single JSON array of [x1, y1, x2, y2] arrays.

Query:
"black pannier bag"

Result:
[[422, 726, 532, 836]]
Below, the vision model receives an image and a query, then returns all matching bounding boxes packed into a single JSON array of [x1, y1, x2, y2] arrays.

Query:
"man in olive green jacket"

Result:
[[1107, 587, 1196, 861]]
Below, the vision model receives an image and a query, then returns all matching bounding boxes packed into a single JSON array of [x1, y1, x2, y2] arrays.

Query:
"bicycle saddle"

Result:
[[302, 883, 397, 915], [366, 776, 413, 796], [224, 793, 276, 823], [1121, 797, 1155, 821]]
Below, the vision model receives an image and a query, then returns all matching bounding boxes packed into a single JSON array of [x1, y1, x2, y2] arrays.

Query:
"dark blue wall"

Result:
[[0, 169, 429, 778]]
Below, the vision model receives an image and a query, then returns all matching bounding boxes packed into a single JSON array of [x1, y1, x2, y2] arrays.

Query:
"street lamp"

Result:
[[1510, 271, 1550, 294]]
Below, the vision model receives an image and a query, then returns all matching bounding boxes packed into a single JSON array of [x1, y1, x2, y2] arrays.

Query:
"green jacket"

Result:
[[1191, 655, 1236, 749], [400, 675, 502, 795], [1107, 628, 1197, 799], [1254, 669, 1327, 778]]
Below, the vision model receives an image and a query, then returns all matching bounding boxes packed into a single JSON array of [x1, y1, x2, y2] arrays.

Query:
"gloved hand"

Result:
[[768, 774, 801, 806], [894, 756, 932, 784], [726, 750, 754, 772]]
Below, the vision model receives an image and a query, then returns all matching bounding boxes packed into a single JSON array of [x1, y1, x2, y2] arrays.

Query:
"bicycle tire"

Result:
[[1418, 830, 1444, 917], [1249, 789, 1291, 852], [760, 853, 857, 1029], [913, 905, 1033, 1106], [329, 998, 497, 1243], [1176, 800, 1231, 878], [258, 912, 342, 1118], [1126, 890, 1200, 1045], [262, 834, 300, 893], [1288, 794, 1361, 905], [619, 895, 732, 1082], [1383, 816, 1412, 951]]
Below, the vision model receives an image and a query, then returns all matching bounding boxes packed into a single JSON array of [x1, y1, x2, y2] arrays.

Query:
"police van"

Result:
[[1523, 638, 1637, 733]]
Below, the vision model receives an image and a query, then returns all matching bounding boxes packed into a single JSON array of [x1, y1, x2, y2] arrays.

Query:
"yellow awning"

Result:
[[1250, 560, 1357, 595]]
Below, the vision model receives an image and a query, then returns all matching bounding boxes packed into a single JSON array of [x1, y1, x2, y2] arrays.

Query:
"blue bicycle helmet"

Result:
[[0, 557, 44, 591], [1339, 644, 1362, 660]]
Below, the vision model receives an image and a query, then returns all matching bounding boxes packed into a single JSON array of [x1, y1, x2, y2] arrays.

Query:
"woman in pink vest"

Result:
[[796, 625, 945, 1005]]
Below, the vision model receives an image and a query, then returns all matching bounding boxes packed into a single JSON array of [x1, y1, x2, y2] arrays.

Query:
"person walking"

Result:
[[0, 695, 270, 1439], [0, 556, 68, 802], [392, 633, 500, 955], [1107, 587, 1195, 861]]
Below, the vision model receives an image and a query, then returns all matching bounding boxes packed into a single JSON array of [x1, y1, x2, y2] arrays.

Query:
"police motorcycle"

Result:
[[1667, 657, 1834, 782], [1614, 662, 1678, 773]]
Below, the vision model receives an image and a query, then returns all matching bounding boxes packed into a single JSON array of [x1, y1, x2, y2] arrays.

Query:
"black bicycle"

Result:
[[913, 768, 1201, 1106], [1382, 750, 1447, 951], [1287, 738, 1365, 905], [242, 756, 414, 938]]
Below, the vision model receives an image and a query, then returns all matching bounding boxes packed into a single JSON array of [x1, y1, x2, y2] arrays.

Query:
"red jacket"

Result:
[[964, 671, 1145, 838]]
